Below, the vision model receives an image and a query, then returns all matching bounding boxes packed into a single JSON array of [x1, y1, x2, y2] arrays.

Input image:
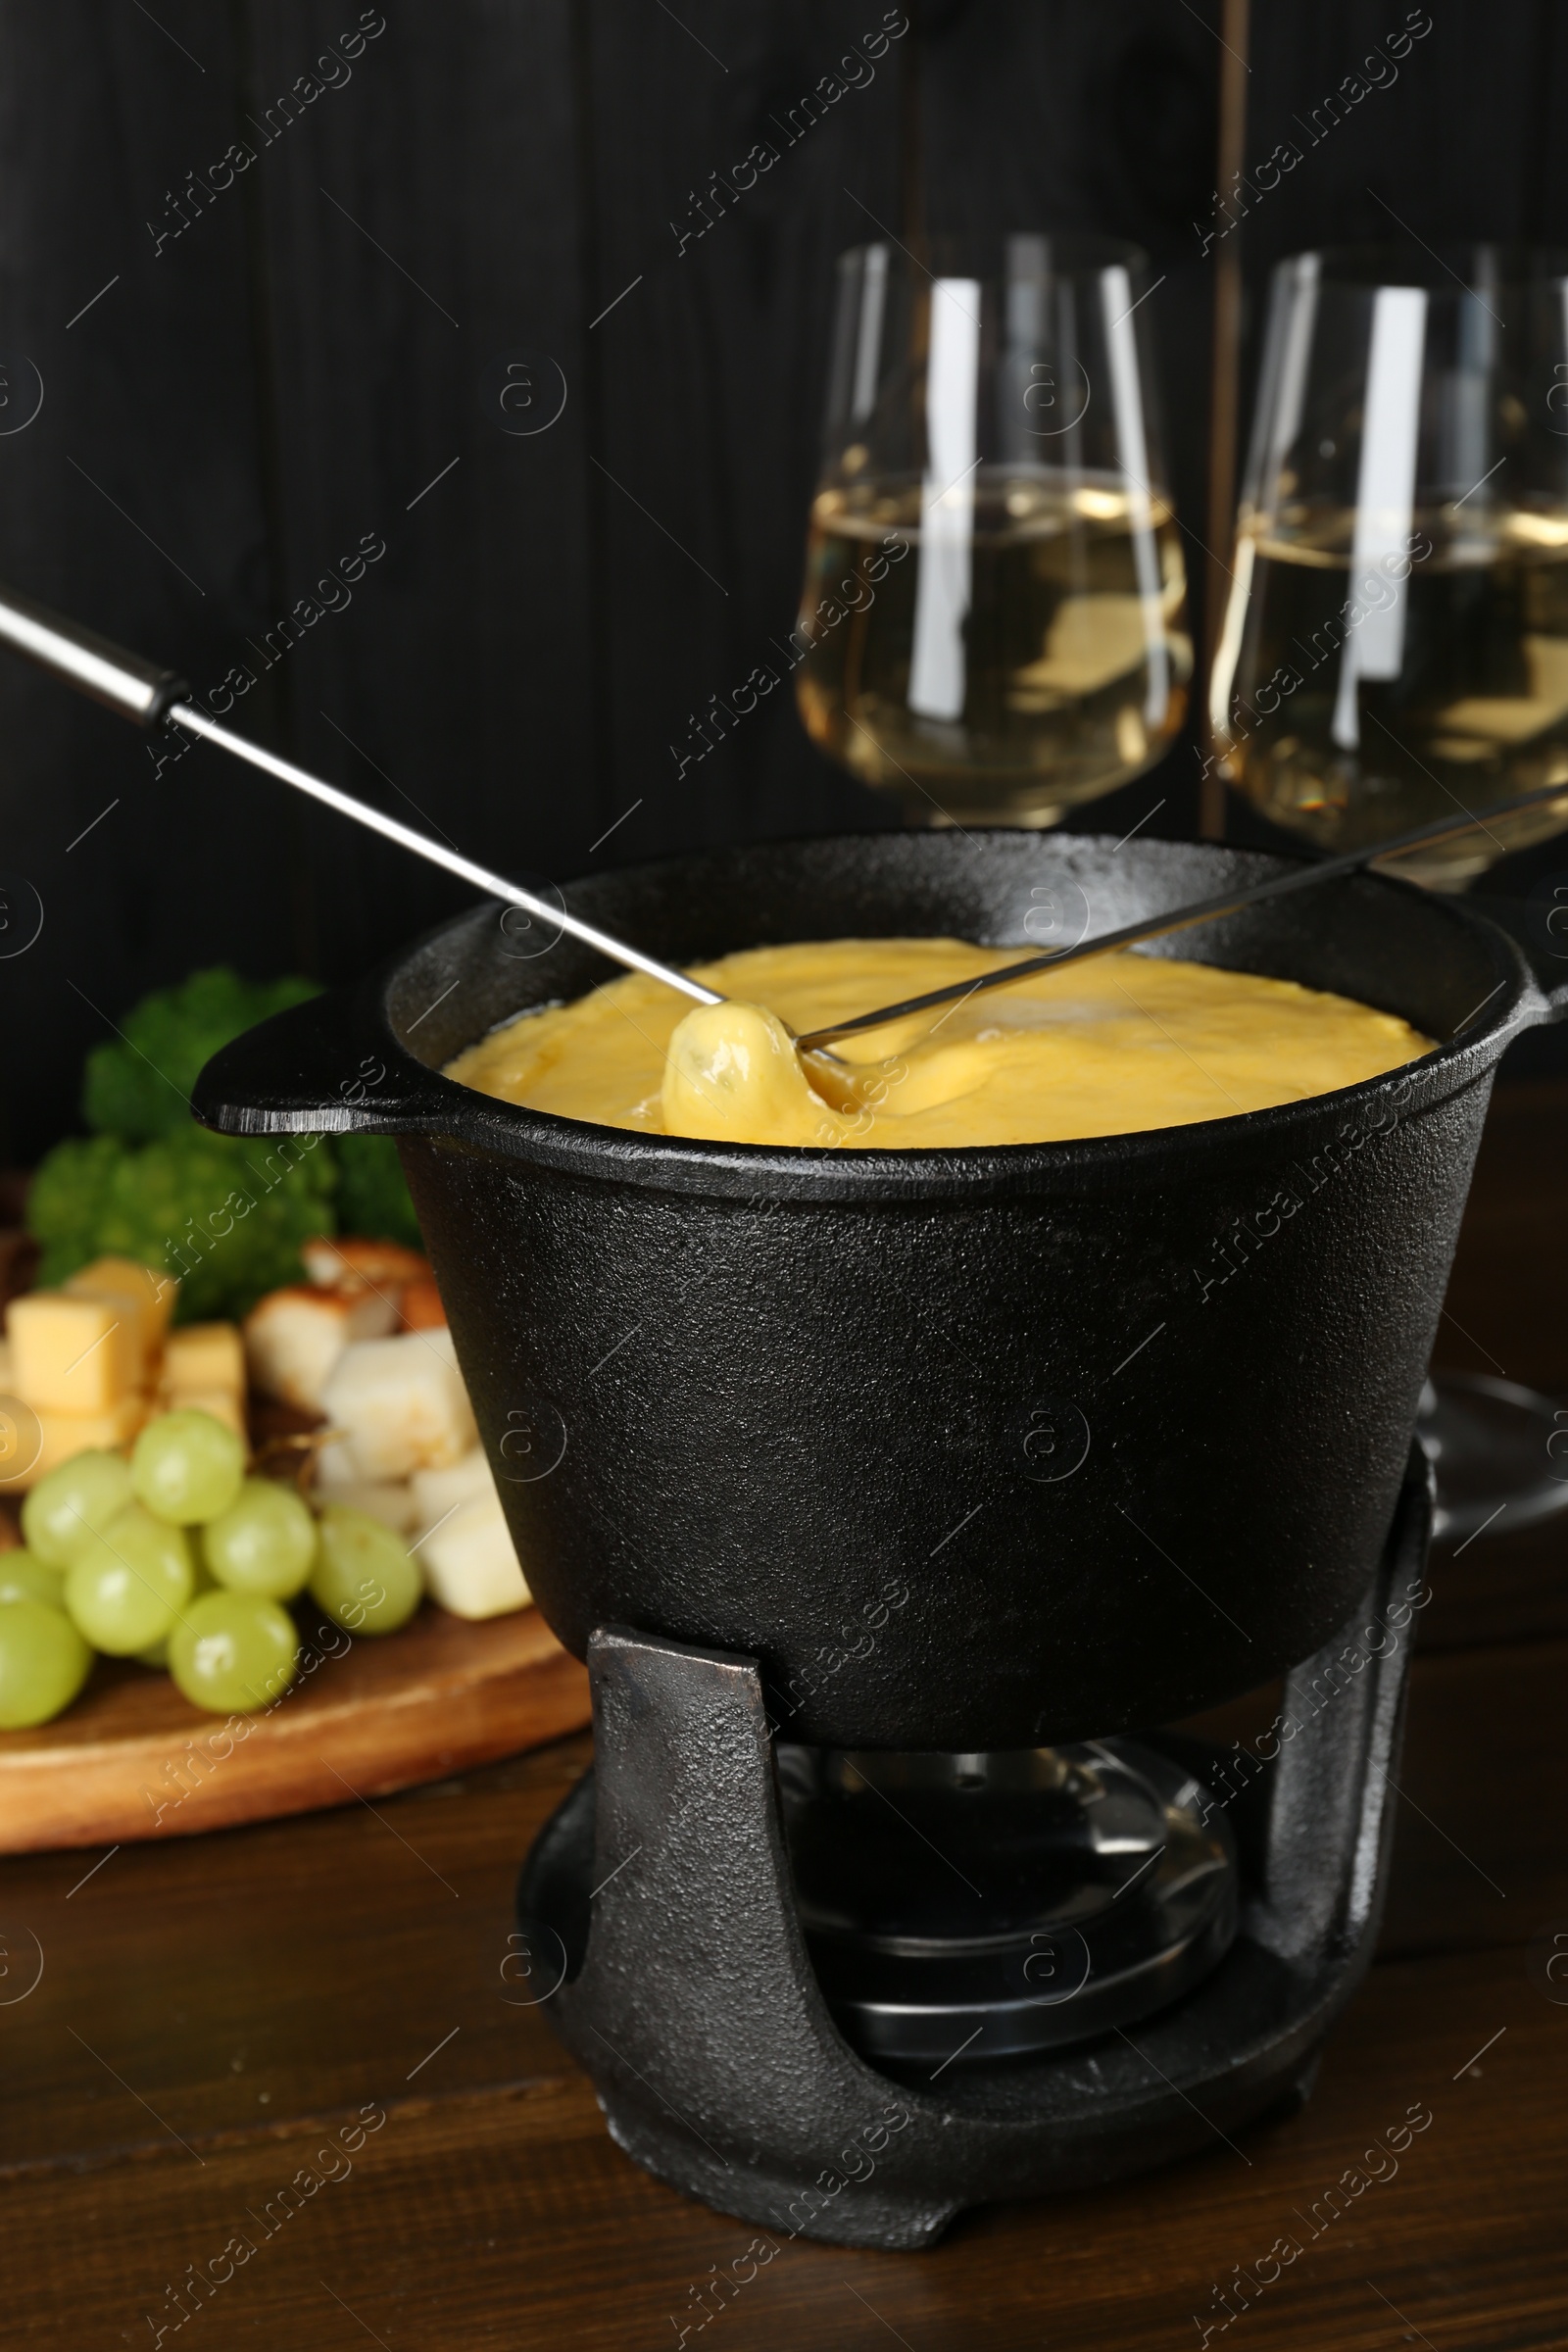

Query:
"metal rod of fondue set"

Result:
[[792, 785, 1568, 1047], [0, 579, 723, 1013], [5, 574, 1568, 1047], [164, 704, 724, 1007]]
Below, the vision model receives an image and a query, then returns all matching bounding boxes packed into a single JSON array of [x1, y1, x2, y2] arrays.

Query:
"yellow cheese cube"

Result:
[[0, 1393, 149, 1492], [161, 1386, 248, 1444], [160, 1322, 245, 1397], [67, 1256, 176, 1361], [0, 1379, 31, 1490], [8, 1290, 140, 1412], [61, 1282, 150, 1390]]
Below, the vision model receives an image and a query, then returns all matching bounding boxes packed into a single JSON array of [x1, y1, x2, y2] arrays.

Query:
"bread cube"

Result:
[[244, 1285, 396, 1411], [399, 1276, 448, 1332], [9, 1290, 140, 1412], [161, 1320, 245, 1398], [1, 1393, 149, 1492], [312, 1468, 419, 1535], [417, 1491, 530, 1619], [302, 1237, 431, 1296], [319, 1327, 477, 1481], [410, 1446, 496, 1524]]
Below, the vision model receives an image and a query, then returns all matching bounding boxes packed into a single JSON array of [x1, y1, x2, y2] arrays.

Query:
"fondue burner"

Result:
[[778, 1738, 1236, 2066], [518, 1455, 1430, 2248]]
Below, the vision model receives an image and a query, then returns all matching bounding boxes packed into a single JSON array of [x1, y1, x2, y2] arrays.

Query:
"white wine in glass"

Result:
[[1212, 241, 1568, 1546], [1211, 245, 1568, 888], [797, 237, 1192, 828]]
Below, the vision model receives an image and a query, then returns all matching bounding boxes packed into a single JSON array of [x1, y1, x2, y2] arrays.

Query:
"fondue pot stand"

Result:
[[197, 832, 1567, 2244]]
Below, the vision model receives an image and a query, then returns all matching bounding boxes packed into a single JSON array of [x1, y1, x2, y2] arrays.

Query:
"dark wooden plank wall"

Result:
[[4, 0, 1568, 1163]]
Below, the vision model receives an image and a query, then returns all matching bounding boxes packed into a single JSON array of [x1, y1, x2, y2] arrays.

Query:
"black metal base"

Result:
[[518, 1453, 1431, 2249]]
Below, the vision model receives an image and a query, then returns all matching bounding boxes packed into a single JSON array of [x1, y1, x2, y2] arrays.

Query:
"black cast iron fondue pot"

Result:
[[195, 830, 1566, 1749]]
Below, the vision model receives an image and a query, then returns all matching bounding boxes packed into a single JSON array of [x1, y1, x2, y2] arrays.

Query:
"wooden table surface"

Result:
[[5, 1083, 1567, 2352]]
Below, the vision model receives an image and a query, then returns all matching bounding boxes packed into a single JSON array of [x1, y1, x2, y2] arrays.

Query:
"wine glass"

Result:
[[1211, 242, 1568, 1543], [1210, 243, 1568, 888], [795, 234, 1192, 829]]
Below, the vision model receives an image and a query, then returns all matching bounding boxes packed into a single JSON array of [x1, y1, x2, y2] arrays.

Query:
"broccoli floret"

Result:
[[29, 1125, 337, 1323], [332, 1133, 424, 1250], [34, 969, 422, 1315], [82, 967, 320, 1141], [26, 1136, 122, 1290]]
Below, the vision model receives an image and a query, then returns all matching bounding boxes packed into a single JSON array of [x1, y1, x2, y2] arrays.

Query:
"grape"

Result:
[[21, 1449, 134, 1566], [64, 1505, 195, 1655], [130, 1408, 245, 1526], [0, 1597, 94, 1728], [168, 1591, 299, 1713], [310, 1506, 421, 1635], [201, 1479, 317, 1598], [136, 1637, 171, 1669], [0, 1550, 68, 1611]]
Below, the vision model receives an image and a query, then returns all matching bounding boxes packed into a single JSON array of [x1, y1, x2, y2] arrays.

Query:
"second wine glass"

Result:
[[1211, 241, 1568, 1546], [1209, 242, 1568, 887], [796, 234, 1192, 829]]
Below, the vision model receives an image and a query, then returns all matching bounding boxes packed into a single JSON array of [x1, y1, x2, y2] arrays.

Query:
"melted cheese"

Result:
[[446, 938, 1429, 1150]]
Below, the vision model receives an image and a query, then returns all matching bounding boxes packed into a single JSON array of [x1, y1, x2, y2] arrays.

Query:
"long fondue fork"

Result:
[[0, 580, 722, 1014], [1, 577, 1562, 1056], [790, 781, 1568, 1050]]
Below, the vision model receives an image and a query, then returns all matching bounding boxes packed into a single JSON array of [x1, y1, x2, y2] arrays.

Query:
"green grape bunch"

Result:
[[3, 1411, 428, 1729]]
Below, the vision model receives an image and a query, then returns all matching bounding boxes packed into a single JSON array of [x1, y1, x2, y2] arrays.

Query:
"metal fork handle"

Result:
[[0, 577, 720, 1011], [0, 576, 188, 724]]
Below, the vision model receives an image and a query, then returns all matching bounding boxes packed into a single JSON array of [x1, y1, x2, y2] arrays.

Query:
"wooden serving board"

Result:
[[0, 1603, 589, 1853]]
